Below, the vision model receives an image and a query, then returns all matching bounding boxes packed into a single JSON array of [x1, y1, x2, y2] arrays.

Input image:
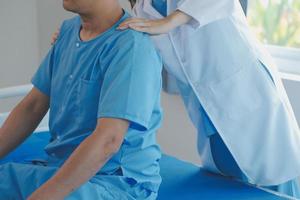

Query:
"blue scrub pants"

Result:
[[0, 160, 151, 200], [0, 134, 156, 200]]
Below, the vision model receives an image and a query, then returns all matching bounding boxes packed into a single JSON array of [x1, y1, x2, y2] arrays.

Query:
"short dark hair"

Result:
[[128, 0, 136, 8]]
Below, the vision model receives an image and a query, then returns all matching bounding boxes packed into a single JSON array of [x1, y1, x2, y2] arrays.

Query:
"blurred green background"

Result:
[[248, 0, 300, 48]]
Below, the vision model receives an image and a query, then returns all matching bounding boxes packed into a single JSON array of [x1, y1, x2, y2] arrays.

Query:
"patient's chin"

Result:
[[63, 6, 78, 13], [63, 1, 77, 13]]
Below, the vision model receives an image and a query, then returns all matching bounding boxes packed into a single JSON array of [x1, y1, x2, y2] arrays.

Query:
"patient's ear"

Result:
[[128, 0, 136, 8]]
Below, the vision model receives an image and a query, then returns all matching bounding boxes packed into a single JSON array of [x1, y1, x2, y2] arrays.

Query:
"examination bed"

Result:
[[0, 85, 287, 200]]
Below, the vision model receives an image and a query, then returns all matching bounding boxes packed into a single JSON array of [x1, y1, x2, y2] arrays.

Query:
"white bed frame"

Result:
[[0, 84, 49, 132]]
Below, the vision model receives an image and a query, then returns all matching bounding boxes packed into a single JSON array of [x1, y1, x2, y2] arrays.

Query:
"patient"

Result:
[[0, 0, 163, 199]]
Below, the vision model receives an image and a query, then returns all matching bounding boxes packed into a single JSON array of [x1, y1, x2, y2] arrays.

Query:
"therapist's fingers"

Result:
[[120, 20, 155, 32], [119, 18, 147, 26], [51, 29, 60, 45], [51, 32, 58, 44], [127, 19, 171, 34], [118, 18, 172, 34], [128, 21, 150, 28], [128, 24, 151, 33], [118, 18, 149, 30]]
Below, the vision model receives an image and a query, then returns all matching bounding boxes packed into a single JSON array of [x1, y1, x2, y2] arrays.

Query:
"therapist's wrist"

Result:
[[167, 10, 192, 29]]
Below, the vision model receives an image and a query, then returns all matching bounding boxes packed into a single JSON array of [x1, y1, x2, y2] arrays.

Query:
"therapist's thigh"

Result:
[[0, 162, 56, 199]]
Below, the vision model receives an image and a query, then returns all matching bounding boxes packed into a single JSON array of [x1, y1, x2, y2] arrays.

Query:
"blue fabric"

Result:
[[159, 156, 285, 200], [0, 132, 158, 199], [31, 11, 163, 194], [210, 133, 245, 180], [0, 162, 143, 200], [152, 0, 167, 17], [0, 131, 50, 165]]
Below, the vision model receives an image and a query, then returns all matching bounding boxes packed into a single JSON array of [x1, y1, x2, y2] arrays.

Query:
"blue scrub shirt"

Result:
[[31, 12, 163, 194]]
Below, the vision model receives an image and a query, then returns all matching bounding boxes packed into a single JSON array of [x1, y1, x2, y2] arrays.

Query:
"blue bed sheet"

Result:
[[158, 156, 285, 200], [1, 132, 285, 200]]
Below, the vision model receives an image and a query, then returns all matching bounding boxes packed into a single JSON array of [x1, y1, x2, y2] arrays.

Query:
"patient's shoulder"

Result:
[[61, 16, 79, 29], [118, 28, 151, 43], [114, 28, 157, 53], [99, 28, 162, 72]]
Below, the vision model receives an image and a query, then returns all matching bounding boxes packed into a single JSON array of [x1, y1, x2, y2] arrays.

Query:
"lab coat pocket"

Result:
[[77, 78, 101, 129], [209, 66, 264, 120]]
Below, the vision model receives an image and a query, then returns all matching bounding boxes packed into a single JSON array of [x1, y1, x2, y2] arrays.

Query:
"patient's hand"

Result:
[[51, 29, 60, 45], [117, 10, 191, 35]]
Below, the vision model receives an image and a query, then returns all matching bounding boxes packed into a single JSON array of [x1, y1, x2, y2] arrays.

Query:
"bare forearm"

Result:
[[29, 129, 122, 199], [167, 10, 192, 28], [0, 89, 49, 158]]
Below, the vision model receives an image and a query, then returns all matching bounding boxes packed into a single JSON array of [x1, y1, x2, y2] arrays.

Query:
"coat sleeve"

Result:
[[177, 0, 238, 28]]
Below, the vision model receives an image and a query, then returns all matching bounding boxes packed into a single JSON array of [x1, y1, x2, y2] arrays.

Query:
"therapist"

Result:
[[0, 0, 163, 199], [117, 0, 300, 198]]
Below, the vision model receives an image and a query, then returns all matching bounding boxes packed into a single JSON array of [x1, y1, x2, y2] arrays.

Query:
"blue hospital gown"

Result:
[[0, 11, 163, 200]]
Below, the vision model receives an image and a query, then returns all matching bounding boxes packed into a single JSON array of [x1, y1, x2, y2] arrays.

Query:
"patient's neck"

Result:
[[79, 1, 123, 41]]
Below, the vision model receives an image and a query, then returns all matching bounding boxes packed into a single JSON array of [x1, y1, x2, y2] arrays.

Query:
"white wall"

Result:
[[0, 0, 299, 165], [283, 80, 300, 124], [0, 0, 40, 112], [36, 1, 74, 59], [0, 0, 39, 87]]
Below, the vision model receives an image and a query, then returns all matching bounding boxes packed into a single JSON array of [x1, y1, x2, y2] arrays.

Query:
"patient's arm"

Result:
[[0, 88, 49, 159], [28, 118, 129, 200]]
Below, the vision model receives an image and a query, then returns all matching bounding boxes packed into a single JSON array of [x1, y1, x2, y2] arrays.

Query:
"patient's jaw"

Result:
[[63, 0, 119, 15], [63, 0, 95, 14], [63, 0, 123, 41]]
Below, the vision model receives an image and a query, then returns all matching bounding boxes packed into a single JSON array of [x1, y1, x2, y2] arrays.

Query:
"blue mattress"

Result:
[[158, 156, 285, 200], [1, 132, 285, 200]]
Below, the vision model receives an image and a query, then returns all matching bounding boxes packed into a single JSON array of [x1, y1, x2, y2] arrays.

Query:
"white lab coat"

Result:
[[133, 0, 300, 186]]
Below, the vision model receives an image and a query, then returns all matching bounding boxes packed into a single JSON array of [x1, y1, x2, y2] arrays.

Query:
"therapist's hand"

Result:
[[51, 29, 60, 45], [117, 10, 192, 35], [118, 17, 174, 35]]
